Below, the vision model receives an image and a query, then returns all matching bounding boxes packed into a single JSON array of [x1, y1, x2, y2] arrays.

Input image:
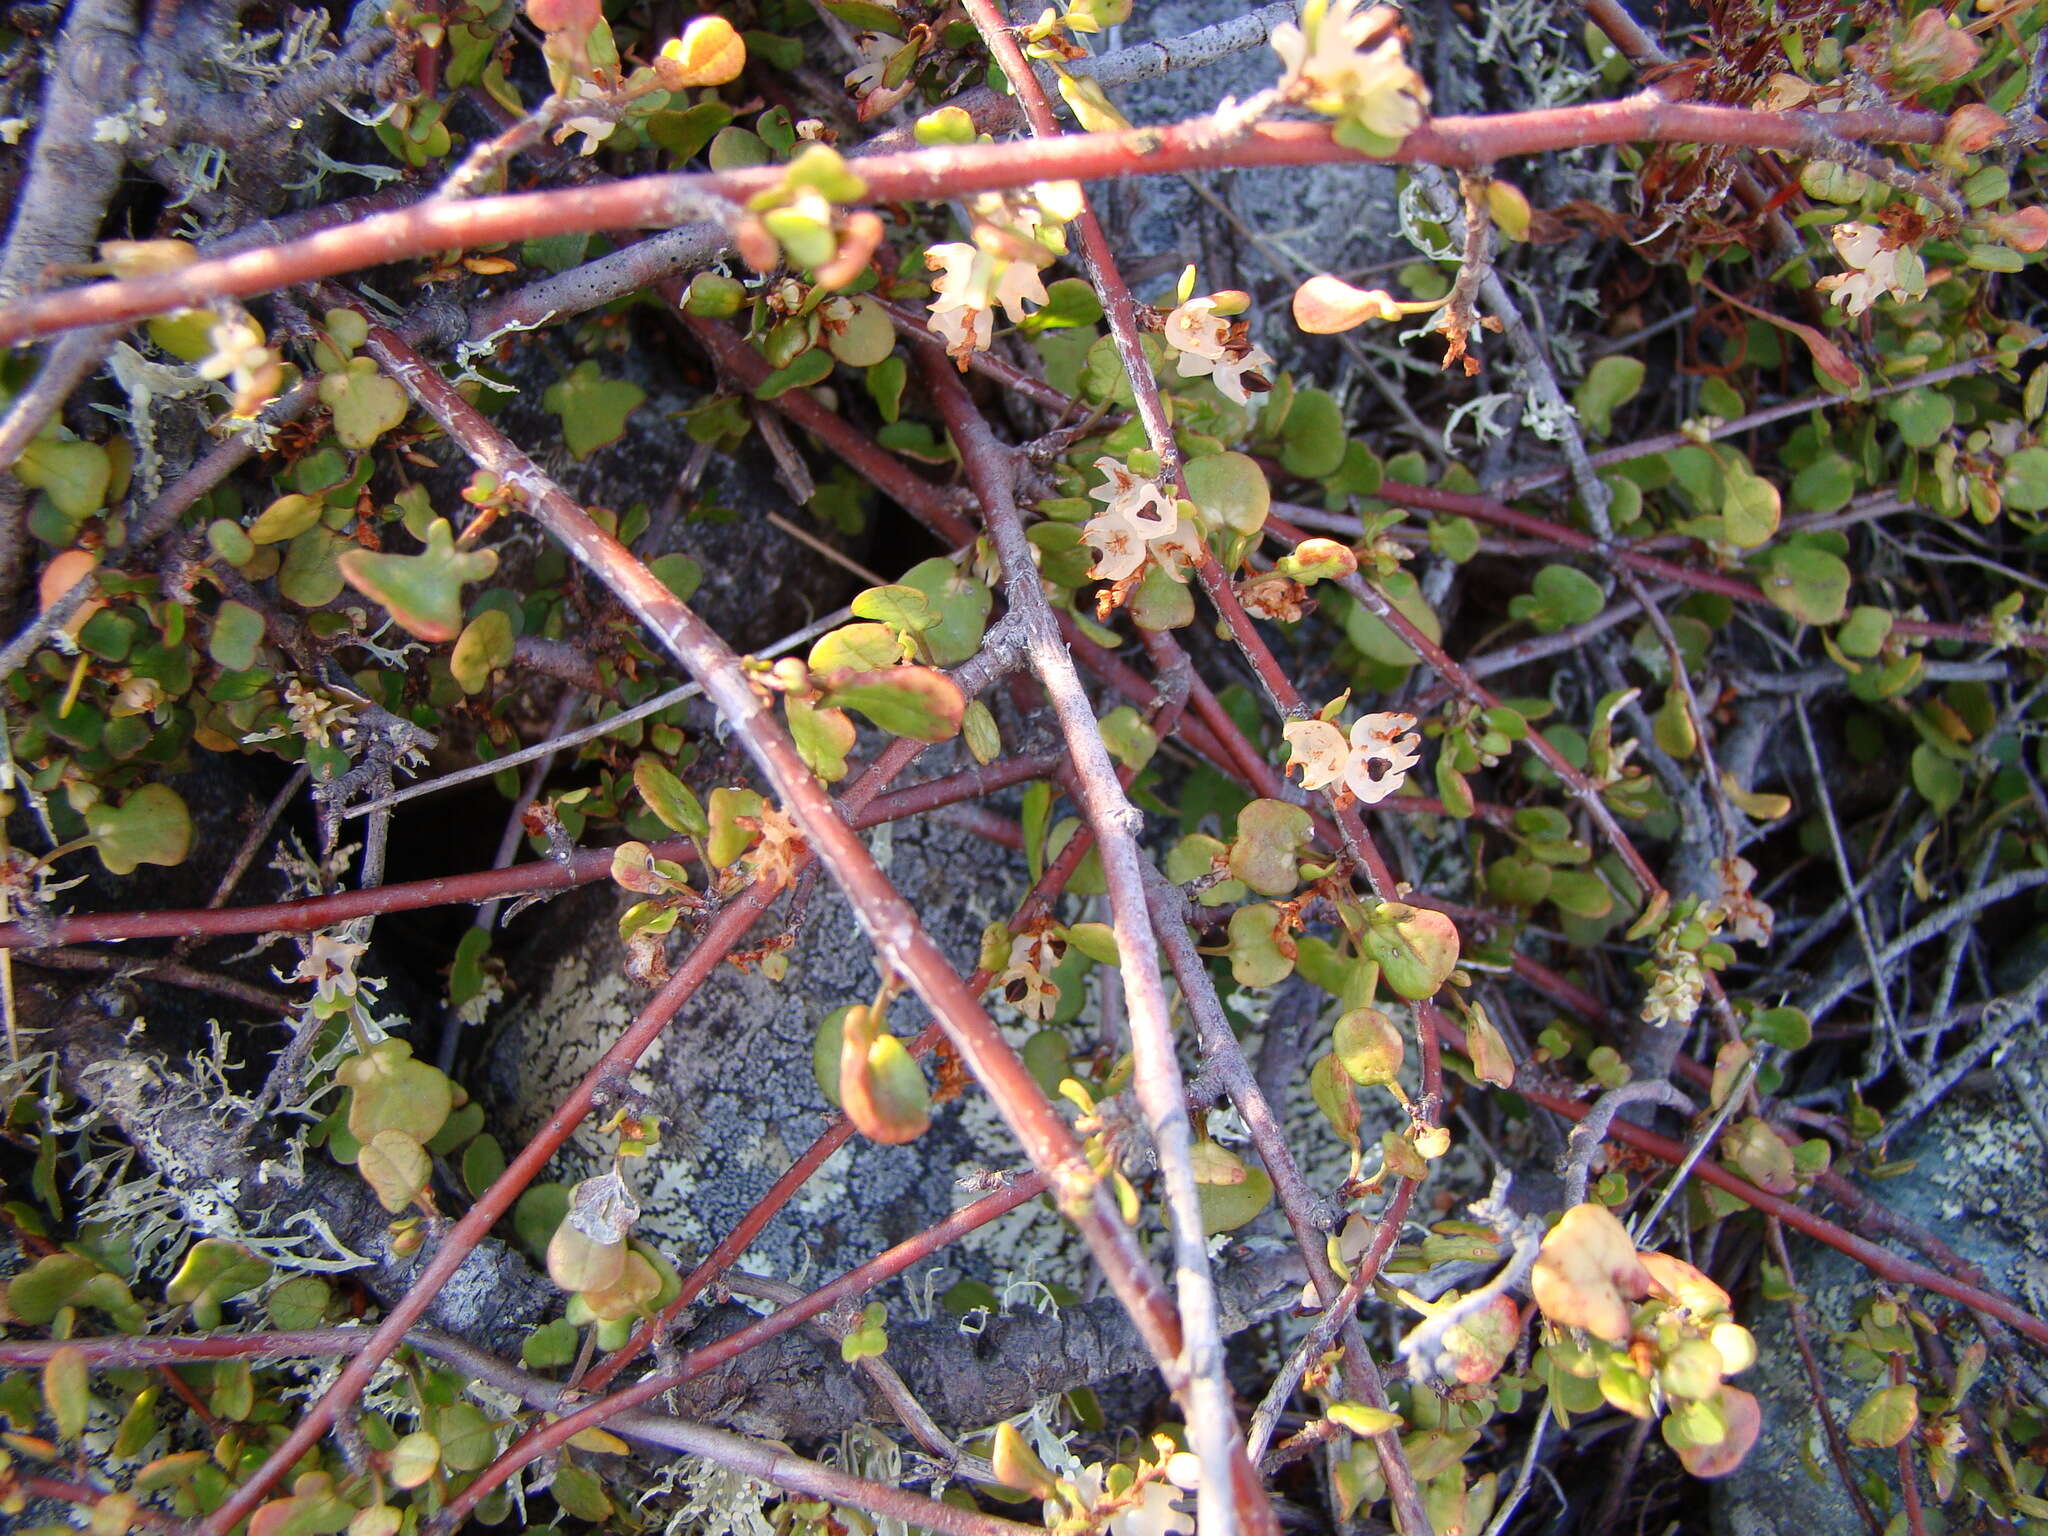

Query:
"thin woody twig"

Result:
[[347, 321, 1195, 1515], [1794, 699, 1911, 1080], [933, 356, 1258, 1536], [429, 1175, 1050, 1530], [0, 99, 1946, 346], [1147, 868, 1428, 1530], [341, 605, 854, 820]]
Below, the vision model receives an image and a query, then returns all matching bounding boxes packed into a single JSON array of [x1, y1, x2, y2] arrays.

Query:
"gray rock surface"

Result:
[[1097, 0, 1407, 354], [1712, 1055, 2048, 1536], [476, 783, 1075, 1287]]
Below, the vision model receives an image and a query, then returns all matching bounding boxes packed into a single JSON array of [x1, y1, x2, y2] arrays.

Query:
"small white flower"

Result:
[[1163, 297, 1230, 362], [1284, 710, 1421, 801], [1817, 221, 1925, 316], [1283, 718, 1349, 791], [928, 300, 991, 365], [1712, 855, 1774, 947], [1271, 0, 1427, 138], [924, 243, 1048, 366], [553, 82, 617, 157], [197, 317, 284, 416], [0, 118, 28, 146], [845, 31, 894, 95], [997, 931, 1063, 1020], [1193, 344, 1274, 406], [1346, 710, 1420, 803], [993, 259, 1049, 323], [290, 931, 370, 1007], [1081, 456, 1180, 582]]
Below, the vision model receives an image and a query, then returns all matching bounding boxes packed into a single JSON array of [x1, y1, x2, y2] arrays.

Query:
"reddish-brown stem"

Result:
[[580, 738, 1100, 1397], [1287, 486, 2048, 653], [433, 1176, 1049, 1532], [356, 320, 1192, 1506], [194, 880, 784, 1536], [1429, 1015, 2048, 1348], [0, 1328, 376, 1368], [1764, 1219, 1886, 1536], [1490, 351, 2031, 503], [0, 752, 1057, 950], [0, 101, 1943, 345]]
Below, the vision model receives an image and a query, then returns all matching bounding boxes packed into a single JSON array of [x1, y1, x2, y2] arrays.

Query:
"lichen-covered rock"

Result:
[[1712, 1056, 2048, 1536], [1101, 0, 1406, 372], [476, 793, 1076, 1285]]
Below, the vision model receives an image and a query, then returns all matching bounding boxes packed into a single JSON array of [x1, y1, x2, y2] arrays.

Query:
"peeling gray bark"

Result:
[[0, 0, 139, 304]]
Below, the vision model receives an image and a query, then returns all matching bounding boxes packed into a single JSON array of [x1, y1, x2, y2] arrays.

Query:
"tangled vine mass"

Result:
[[3, 0, 2048, 1532]]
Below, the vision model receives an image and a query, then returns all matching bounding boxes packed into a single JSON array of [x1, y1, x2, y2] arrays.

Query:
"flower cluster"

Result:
[[1817, 221, 1927, 316], [1638, 903, 1732, 1029], [925, 243, 1049, 366], [1158, 290, 1273, 405], [922, 183, 1080, 366], [1282, 710, 1422, 804], [1080, 457, 1199, 584], [1270, 0, 1428, 154]]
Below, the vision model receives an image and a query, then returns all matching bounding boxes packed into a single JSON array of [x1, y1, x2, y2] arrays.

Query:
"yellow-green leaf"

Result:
[[85, 784, 192, 875], [43, 1346, 88, 1442]]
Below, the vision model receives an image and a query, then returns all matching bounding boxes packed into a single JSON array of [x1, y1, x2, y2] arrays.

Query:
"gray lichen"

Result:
[[477, 791, 1079, 1288]]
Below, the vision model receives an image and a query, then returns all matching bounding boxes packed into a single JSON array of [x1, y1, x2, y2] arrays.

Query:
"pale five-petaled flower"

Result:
[[1081, 456, 1184, 583], [1817, 222, 1925, 317], [925, 242, 1049, 367], [1283, 710, 1421, 804]]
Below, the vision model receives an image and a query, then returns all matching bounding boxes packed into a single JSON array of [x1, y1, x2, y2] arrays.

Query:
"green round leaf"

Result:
[[450, 608, 515, 694], [318, 359, 409, 451], [823, 297, 896, 367], [1846, 1383, 1919, 1449], [1227, 799, 1311, 897], [542, 360, 645, 460], [1279, 389, 1346, 479], [86, 784, 193, 875], [1574, 355, 1644, 438], [356, 1129, 432, 1213], [1722, 468, 1783, 545], [208, 601, 266, 671], [816, 665, 964, 741], [1910, 742, 1963, 814], [1758, 545, 1850, 627], [1184, 450, 1270, 535], [1197, 1165, 1274, 1234], [1882, 387, 1954, 449], [1227, 902, 1295, 987], [1509, 565, 1605, 633], [2002, 446, 2048, 514]]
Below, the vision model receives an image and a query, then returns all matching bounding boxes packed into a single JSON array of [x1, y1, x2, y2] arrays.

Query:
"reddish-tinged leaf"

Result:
[[1703, 281, 1862, 389], [1676, 1386, 1762, 1478]]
